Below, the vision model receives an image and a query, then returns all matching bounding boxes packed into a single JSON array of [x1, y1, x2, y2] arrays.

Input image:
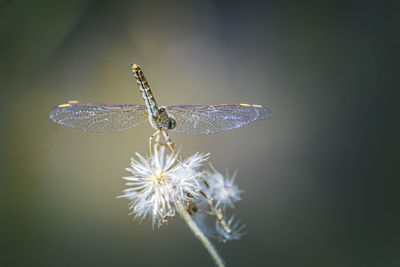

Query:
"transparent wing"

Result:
[[49, 101, 148, 132], [166, 103, 271, 135]]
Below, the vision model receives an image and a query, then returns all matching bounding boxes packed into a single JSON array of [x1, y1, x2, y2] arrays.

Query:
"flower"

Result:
[[215, 216, 246, 242], [203, 165, 242, 209], [118, 145, 209, 227]]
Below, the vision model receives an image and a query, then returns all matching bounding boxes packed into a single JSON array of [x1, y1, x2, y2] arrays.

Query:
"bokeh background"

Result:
[[1, 0, 398, 266]]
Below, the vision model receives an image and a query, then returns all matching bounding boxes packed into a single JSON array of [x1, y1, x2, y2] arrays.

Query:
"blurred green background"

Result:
[[1, 0, 398, 266]]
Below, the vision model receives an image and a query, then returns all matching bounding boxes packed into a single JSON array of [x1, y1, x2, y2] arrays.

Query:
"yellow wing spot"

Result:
[[252, 104, 262, 108], [240, 103, 251, 106], [58, 104, 71, 108], [68, 100, 78, 104]]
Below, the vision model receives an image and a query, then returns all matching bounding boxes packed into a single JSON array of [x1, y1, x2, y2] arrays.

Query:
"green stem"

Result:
[[177, 203, 225, 267]]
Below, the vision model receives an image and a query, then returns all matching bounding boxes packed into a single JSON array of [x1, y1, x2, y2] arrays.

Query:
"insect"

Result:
[[50, 64, 271, 156]]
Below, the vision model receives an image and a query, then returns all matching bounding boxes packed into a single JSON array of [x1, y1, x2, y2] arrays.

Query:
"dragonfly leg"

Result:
[[155, 130, 161, 148], [161, 130, 180, 162], [149, 129, 160, 159]]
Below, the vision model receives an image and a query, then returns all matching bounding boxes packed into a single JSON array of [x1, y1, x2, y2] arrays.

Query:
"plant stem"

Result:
[[177, 203, 225, 267]]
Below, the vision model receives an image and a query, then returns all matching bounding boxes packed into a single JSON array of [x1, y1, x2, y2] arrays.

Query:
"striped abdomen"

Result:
[[132, 64, 159, 118]]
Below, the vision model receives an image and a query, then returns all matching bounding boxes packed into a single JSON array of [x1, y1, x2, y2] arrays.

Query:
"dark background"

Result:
[[1, 1, 399, 266]]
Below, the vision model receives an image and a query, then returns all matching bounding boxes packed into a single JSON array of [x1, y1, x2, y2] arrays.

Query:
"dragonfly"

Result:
[[50, 64, 271, 156]]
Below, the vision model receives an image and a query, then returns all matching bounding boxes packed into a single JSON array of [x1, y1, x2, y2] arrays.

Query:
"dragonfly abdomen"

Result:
[[132, 64, 159, 118]]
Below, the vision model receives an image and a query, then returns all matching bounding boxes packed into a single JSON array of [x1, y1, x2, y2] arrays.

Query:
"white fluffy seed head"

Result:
[[118, 145, 209, 227], [203, 164, 242, 209], [215, 216, 247, 242]]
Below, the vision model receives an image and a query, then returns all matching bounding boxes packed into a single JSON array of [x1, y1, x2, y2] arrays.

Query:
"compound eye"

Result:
[[168, 118, 176, 130]]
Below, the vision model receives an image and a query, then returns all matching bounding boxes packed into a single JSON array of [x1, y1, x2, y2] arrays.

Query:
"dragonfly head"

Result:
[[159, 116, 176, 130], [157, 108, 176, 130]]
